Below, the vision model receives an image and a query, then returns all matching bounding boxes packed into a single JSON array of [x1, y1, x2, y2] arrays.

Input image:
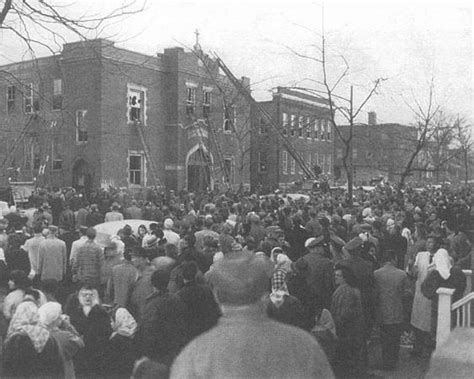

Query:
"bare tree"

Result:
[[288, 17, 385, 204], [397, 80, 442, 188], [0, 0, 144, 57], [453, 116, 472, 185]]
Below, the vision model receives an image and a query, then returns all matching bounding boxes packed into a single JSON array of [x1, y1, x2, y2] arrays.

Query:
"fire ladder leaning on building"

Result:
[[133, 121, 162, 188], [214, 55, 318, 181], [1, 115, 35, 173]]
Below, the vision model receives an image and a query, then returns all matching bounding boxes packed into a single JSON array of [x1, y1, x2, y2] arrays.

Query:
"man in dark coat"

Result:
[[340, 236, 376, 332], [298, 236, 335, 310], [138, 267, 187, 366], [176, 261, 221, 344]]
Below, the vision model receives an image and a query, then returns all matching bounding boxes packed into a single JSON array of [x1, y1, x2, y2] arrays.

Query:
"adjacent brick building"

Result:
[[333, 117, 418, 185], [251, 87, 334, 192], [0, 39, 251, 194]]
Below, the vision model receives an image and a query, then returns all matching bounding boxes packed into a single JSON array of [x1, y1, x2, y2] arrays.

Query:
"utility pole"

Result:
[[348, 85, 354, 205]]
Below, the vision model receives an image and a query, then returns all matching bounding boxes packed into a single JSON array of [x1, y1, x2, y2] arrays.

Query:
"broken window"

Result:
[[24, 83, 39, 114], [52, 79, 63, 110], [76, 110, 88, 143], [7, 85, 15, 114], [186, 87, 196, 115], [203, 90, 211, 117], [127, 85, 146, 124], [223, 104, 235, 133]]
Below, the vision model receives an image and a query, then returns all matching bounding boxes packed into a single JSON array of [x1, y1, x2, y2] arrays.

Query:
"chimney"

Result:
[[368, 111, 377, 125]]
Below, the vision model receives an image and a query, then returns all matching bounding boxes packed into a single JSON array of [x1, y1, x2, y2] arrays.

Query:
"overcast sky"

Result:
[[1, 0, 472, 126]]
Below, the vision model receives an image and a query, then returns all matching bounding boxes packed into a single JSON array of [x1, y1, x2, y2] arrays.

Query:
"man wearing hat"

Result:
[[128, 247, 155, 323], [298, 236, 335, 310], [37, 225, 67, 283], [340, 235, 376, 345], [170, 254, 334, 378], [105, 203, 123, 223]]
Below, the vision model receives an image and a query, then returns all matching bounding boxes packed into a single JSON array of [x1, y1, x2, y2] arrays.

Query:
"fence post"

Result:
[[436, 287, 455, 348], [462, 270, 472, 296]]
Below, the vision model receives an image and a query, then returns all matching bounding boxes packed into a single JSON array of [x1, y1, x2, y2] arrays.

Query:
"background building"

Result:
[[0, 39, 251, 194], [251, 87, 334, 192], [333, 114, 417, 185]]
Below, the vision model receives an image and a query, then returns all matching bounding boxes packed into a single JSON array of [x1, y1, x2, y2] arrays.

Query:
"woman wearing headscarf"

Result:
[[64, 284, 112, 376], [3, 269, 46, 321], [421, 248, 466, 336], [270, 250, 292, 293], [38, 302, 84, 379], [106, 306, 138, 378], [3, 301, 64, 378]]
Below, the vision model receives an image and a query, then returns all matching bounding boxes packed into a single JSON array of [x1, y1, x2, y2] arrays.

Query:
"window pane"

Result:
[[129, 155, 141, 170]]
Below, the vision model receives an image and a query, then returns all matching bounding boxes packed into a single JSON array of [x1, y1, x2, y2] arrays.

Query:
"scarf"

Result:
[[111, 307, 137, 339], [433, 248, 452, 280], [7, 301, 50, 353]]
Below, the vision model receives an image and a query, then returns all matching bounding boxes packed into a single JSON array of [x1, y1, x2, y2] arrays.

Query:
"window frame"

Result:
[[186, 86, 196, 115], [127, 84, 147, 125], [51, 137, 63, 171], [52, 79, 63, 110], [7, 85, 16, 114], [24, 83, 39, 114], [223, 104, 235, 133], [76, 110, 88, 144], [202, 90, 212, 118], [128, 150, 146, 187], [282, 151, 288, 175]]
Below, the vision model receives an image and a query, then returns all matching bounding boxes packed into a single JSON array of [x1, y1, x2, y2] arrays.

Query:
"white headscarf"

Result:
[[38, 302, 62, 327], [111, 307, 137, 339], [433, 248, 453, 280]]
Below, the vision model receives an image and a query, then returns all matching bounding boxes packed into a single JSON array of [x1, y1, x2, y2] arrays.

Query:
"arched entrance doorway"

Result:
[[187, 146, 212, 193], [72, 159, 92, 198]]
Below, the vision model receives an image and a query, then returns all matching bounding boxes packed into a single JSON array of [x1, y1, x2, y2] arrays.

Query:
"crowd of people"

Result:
[[0, 183, 472, 378]]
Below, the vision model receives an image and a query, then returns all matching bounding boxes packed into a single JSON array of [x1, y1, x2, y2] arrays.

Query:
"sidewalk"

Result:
[[367, 345, 431, 379]]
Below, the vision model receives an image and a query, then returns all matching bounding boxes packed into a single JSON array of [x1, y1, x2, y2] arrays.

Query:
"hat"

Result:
[[48, 225, 58, 233], [212, 253, 273, 305], [304, 236, 324, 248], [164, 218, 174, 229], [360, 223, 372, 232]]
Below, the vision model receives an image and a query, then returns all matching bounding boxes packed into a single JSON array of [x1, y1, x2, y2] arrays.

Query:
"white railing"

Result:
[[436, 270, 474, 347], [451, 292, 474, 328]]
